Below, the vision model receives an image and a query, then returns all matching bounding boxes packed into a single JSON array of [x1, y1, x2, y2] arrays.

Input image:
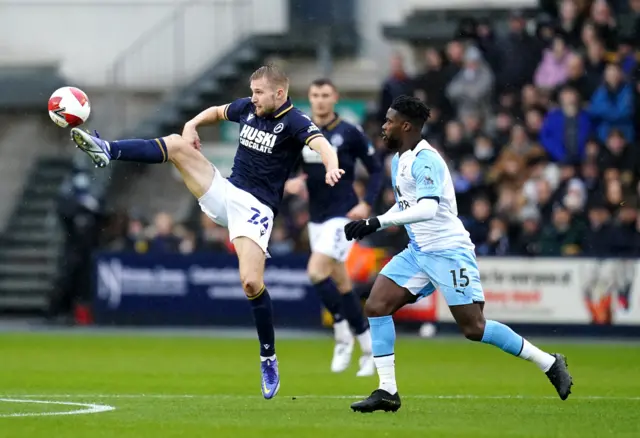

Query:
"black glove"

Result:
[[344, 217, 381, 241]]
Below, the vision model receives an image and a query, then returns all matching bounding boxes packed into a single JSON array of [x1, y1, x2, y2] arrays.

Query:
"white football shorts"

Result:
[[198, 165, 274, 254], [307, 217, 354, 262]]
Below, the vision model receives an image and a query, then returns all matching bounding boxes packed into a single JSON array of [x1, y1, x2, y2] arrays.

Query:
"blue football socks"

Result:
[[109, 138, 168, 163]]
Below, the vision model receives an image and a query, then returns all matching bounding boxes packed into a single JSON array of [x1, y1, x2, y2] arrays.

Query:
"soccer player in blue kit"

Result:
[[285, 79, 383, 376], [344, 96, 573, 413], [69, 65, 344, 400]]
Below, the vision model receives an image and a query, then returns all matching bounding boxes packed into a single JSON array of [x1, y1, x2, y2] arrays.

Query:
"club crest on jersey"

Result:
[[273, 123, 284, 134], [330, 133, 344, 147], [425, 176, 434, 185], [239, 124, 276, 154]]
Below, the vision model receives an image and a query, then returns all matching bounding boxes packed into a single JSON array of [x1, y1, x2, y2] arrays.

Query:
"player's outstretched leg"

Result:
[[449, 303, 573, 400], [350, 275, 411, 413], [70, 129, 214, 199], [234, 236, 280, 400], [70, 129, 168, 168], [330, 260, 374, 377]]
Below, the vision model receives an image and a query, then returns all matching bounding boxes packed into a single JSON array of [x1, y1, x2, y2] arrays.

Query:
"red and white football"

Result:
[[48, 86, 91, 128]]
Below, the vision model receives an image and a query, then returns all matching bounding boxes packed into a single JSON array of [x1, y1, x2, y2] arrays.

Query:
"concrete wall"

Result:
[[0, 0, 287, 89]]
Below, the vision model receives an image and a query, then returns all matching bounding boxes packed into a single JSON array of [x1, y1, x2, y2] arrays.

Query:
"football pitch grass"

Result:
[[1, 331, 639, 438]]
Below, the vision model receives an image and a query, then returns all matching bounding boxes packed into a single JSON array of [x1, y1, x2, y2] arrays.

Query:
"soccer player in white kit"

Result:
[[344, 96, 574, 413]]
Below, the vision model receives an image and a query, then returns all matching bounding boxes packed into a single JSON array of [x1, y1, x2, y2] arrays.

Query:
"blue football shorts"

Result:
[[380, 245, 485, 306]]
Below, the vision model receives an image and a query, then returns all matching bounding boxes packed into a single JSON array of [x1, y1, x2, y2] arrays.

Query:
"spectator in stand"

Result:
[[442, 120, 473, 163], [488, 148, 528, 196], [539, 204, 585, 255], [493, 108, 515, 147], [557, 0, 584, 48], [147, 212, 182, 253], [582, 201, 613, 255], [475, 18, 501, 73], [453, 156, 488, 217], [377, 52, 414, 122], [590, 0, 618, 50], [540, 86, 592, 163], [604, 177, 624, 212], [584, 37, 608, 88], [524, 107, 545, 139], [618, 0, 640, 48], [609, 201, 639, 256], [496, 10, 541, 93], [512, 206, 543, 256], [460, 111, 484, 141], [473, 133, 497, 167], [443, 39, 465, 81], [589, 62, 635, 143], [413, 47, 451, 118], [534, 34, 572, 90], [421, 106, 445, 145], [463, 196, 492, 247], [534, 178, 556, 224], [581, 160, 603, 198], [125, 213, 147, 253], [562, 178, 588, 217], [561, 52, 597, 101], [446, 46, 494, 120], [599, 128, 637, 185], [483, 216, 511, 255], [617, 37, 638, 75]]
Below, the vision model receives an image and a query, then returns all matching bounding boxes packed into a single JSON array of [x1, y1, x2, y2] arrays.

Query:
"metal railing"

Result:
[[105, 0, 255, 133]]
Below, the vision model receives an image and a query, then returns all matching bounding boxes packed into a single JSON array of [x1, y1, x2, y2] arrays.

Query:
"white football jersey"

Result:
[[391, 140, 474, 253]]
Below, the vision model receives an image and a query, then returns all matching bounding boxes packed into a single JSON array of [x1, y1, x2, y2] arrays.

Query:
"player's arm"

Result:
[[378, 152, 443, 227], [290, 112, 344, 186], [182, 98, 250, 148], [344, 152, 443, 241], [345, 198, 439, 241], [377, 198, 438, 228], [348, 127, 383, 219], [187, 97, 251, 127], [185, 105, 226, 127], [307, 136, 344, 186]]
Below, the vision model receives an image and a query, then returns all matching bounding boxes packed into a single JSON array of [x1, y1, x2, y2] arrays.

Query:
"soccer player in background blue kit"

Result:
[[285, 79, 383, 376], [69, 65, 344, 400], [344, 96, 573, 413]]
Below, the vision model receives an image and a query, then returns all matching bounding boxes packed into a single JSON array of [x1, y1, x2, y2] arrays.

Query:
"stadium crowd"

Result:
[[99, 0, 640, 258]]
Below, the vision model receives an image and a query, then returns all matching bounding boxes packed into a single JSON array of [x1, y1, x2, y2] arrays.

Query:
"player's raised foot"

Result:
[[356, 354, 375, 377], [545, 353, 573, 400], [260, 358, 280, 400], [351, 389, 401, 413], [70, 128, 111, 168], [331, 340, 354, 373]]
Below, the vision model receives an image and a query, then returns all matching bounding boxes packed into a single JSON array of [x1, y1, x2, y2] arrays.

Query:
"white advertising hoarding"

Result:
[[436, 258, 640, 325]]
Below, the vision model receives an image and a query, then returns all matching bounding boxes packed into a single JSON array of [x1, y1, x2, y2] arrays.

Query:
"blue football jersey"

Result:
[[300, 114, 383, 223], [224, 97, 324, 215]]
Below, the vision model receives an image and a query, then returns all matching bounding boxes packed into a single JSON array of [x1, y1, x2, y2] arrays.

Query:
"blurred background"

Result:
[[0, 0, 639, 334]]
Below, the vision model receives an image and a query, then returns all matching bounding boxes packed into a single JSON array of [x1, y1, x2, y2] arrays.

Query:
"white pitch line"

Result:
[[3, 394, 640, 401], [0, 398, 115, 418]]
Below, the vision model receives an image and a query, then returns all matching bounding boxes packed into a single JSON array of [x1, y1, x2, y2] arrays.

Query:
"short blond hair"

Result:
[[250, 64, 289, 92]]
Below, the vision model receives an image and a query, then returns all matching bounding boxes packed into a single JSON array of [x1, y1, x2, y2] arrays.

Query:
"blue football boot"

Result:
[[260, 358, 280, 399], [70, 128, 111, 168]]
